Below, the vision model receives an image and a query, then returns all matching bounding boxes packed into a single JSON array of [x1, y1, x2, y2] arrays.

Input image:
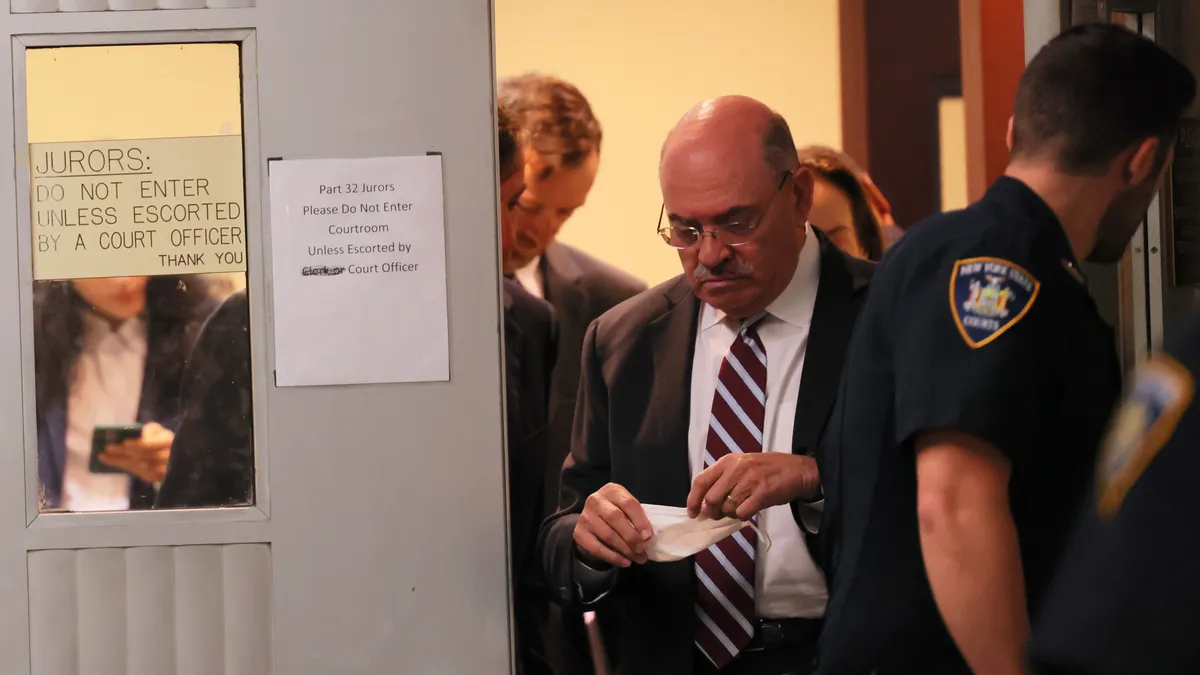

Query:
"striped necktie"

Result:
[[695, 312, 768, 668]]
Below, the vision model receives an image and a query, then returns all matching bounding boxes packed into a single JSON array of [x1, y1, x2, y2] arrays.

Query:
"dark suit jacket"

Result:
[[541, 242, 646, 515], [503, 278, 559, 675], [537, 233, 873, 675], [538, 244, 644, 675], [156, 291, 253, 509]]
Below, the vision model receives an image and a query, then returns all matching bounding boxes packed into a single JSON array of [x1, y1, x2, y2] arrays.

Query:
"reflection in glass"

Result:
[[27, 43, 254, 512], [34, 275, 219, 510]]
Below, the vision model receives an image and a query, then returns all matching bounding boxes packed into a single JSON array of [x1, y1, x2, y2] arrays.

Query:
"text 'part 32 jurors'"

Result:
[[300, 181, 418, 277]]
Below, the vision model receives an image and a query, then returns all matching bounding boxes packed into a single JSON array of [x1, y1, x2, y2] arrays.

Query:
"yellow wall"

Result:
[[26, 44, 242, 144], [25, 43, 246, 295], [495, 0, 843, 285], [938, 96, 969, 212]]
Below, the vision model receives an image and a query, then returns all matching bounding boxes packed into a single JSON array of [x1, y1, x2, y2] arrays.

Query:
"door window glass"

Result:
[[26, 43, 254, 512]]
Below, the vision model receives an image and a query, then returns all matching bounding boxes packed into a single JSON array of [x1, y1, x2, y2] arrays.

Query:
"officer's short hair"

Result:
[[1012, 23, 1196, 175]]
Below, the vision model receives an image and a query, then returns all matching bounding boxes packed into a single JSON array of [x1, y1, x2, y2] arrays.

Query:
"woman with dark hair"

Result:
[[797, 145, 888, 261], [34, 274, 216, 511]]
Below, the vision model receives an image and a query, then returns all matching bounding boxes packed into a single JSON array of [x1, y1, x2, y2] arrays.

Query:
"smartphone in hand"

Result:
[[89, 424, 143, 474]]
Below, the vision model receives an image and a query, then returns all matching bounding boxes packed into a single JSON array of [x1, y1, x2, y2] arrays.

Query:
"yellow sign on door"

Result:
[[30, 134, 247, 281]]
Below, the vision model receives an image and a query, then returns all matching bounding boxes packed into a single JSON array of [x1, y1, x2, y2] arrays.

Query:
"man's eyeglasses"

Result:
[[656, 172, 792, 250]]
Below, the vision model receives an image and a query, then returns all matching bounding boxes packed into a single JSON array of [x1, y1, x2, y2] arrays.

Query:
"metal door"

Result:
[[0, 2, 512, 674]]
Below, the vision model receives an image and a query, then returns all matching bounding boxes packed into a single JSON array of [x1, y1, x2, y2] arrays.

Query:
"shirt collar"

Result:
[[700, 223, 821, 331], [517, 254, 542, 276], [81, 309, 147, 348], [513, 254, 544, 296]]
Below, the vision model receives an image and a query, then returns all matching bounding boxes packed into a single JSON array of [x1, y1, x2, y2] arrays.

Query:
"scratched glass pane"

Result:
[[26, 43, 255, 512]]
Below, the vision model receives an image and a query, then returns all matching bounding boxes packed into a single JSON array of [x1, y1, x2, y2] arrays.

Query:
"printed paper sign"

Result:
[[30, 135, 247, 280], [269, 155, 450, 386]]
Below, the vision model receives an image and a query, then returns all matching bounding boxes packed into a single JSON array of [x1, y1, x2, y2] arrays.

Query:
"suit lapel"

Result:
[[639, 279, 699, 507], [541, 246, 589, 404], [792, 234, 861, 456], [541, 243, 586, 313]]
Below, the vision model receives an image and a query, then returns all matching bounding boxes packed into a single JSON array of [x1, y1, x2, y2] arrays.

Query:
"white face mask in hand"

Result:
[[640, 504, 772, 562]]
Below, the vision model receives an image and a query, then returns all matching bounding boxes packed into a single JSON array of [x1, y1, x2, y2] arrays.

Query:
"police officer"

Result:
[[815, 24, 1196, 675], [1027, 312, 1200, 675]]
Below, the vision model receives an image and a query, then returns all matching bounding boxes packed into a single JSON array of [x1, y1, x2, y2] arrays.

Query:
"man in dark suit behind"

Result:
[[497, 103, 560, 675], [539, 242, 644, 502], [538, 96, 873, 675], [503, 273, 557, 675], [500, 73, 644, 675], [498, 73, 646, 515]]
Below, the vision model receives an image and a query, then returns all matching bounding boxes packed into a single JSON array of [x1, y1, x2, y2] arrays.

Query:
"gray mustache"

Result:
[[694, 258, 755, 280]]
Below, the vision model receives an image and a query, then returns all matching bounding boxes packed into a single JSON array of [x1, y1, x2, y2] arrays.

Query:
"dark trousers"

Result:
[[541, 604, 597, 675], [693, 644, 817, 675]]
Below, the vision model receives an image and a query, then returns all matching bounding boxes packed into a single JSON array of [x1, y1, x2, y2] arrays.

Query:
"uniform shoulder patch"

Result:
[[949, 257, 1041, 348], [1097, 354, 1195, 518]]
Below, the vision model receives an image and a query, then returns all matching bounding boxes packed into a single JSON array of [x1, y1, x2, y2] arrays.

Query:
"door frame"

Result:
[[11, 28, 273, 546]]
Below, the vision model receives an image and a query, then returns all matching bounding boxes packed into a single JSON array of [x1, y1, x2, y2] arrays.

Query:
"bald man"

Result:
[[537, 97, 874, 675]]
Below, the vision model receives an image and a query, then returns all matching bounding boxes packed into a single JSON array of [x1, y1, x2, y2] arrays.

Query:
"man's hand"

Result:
[[687, 453, 820, 521], [573, 483, 653, 568], [99, 421, 173, 484]]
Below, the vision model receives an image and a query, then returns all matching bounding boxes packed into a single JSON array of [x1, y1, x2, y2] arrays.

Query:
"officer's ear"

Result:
[[1006, 116, 1015, 152], [1123, 137, 1162, 187]]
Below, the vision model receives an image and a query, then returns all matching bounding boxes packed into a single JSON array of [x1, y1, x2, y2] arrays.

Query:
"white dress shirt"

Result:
[[687, 223, 826, 619], [514, 255, 545, 299], [60, 311, 146, 512]]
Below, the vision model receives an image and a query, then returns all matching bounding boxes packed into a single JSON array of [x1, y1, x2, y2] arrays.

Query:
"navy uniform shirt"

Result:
[[816, 177, 1122, 674], [1029, 313, 1200, 675]]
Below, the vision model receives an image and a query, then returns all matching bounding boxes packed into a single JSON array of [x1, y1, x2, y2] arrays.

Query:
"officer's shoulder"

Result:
[[890, 202, 1040, 267], [878, 206, 1045, 309], [1095, 324, 1200, 518]]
